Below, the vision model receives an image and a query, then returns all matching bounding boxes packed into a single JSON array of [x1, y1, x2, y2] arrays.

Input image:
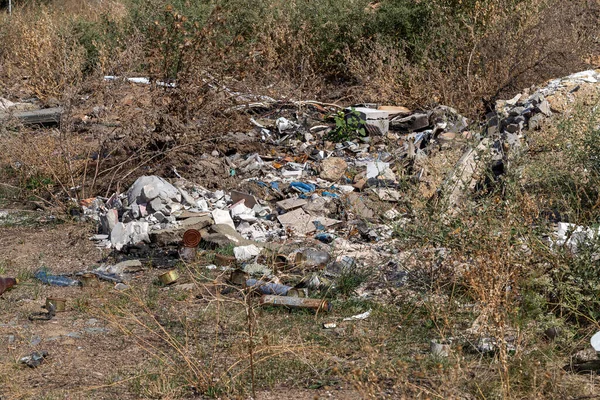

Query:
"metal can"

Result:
[[287, 288, 308, 298], [183, 229, 202, 248], [46, 297, 66, 312], [159, 270, 179, 285], [229, 269, 248, 286], [80, 273, 99, 287]]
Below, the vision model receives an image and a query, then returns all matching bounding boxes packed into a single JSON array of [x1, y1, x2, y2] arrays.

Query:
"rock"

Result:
[[112, 259, 143, 274], [153, 211, 166, 222], [504, 93, 521, 106], [100, 209, 118, 234], [353, 178, 367, 191], [174, 283, 195, 291], [114, 283, 130, 291], [177, 186, 196, 205], [212, 209, 235, 230], [529, 92, 544, 106], [127, 176, 181, 205], [528, 114, 544, 130], [150, 228, 184, 246], [149, 197, 170, 215], [438, 132, 456, 142], [320, 157, 347, 181], [537, 100, 552, 117], [373, 188, 401, 201]]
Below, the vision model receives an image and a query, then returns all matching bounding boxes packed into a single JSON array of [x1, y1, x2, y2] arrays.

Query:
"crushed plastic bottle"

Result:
[[246, 279, 291, 295], [294, 249, 331, 267], [35, 269, 81, 287]]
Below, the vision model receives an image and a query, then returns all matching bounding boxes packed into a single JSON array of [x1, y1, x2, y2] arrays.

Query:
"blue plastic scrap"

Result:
[[315, 233, 335, 244], [289, 182, 315, 194]]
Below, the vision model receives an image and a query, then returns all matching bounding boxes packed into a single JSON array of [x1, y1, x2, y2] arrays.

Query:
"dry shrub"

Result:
[[0, 128, 91, 201], [0, 8, 86, 99], [344, 0, 599, 115]]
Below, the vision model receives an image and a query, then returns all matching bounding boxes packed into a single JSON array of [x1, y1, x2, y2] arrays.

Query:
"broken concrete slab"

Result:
[[278, 208, 317, 236], [110, 221, 150, 251], [437, 138, 492, 214], [366, 162, 390, 179], [0, 107, 63, 125], [276, 198, 308, 211], [344, 193, 375, 220], [180, 215, 213, 230], [202, 224, 258, 247], [348, 107, 389, 135]]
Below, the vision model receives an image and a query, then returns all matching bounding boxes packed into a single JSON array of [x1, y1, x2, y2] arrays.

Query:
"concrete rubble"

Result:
[[73, 68, 600, 310]]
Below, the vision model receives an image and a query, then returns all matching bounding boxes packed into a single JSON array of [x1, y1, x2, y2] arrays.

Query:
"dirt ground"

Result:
[[0, 215, 365, 399]]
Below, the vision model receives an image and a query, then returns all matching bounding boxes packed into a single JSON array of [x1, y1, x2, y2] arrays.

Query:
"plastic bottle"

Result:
[[294, 249, 331, 267], [246, 279, 291, 295], [0, 277, 18, 295], [35, 270, 81, 287]]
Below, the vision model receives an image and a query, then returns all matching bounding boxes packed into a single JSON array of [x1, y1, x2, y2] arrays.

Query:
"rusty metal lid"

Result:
[[183, 229, 202, 248]]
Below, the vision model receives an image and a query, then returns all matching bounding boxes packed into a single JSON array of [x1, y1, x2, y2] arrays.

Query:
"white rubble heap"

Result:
[[82, 69, 600, 280]]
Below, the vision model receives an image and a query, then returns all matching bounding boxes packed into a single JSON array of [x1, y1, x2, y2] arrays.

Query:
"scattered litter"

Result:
[[591, 331, 600, 353], [233, 244, 262, 261], [343, 309, 371, 321], [260, 295, 331, 312], [430, 339, 451, 357], [20, 351, 48, 368]]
